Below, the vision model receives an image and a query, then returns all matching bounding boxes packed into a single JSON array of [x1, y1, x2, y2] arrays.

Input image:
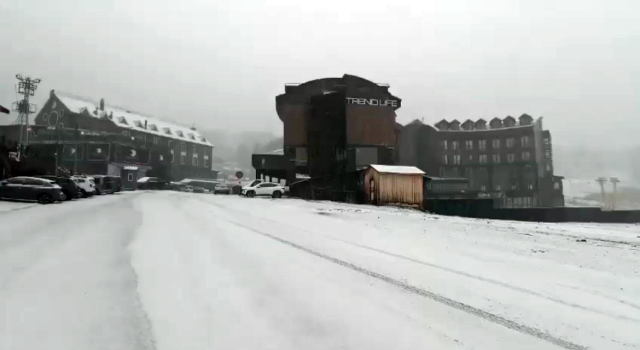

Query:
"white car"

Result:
[[241, 182, 285, 198], [71, 176, 96, 197]]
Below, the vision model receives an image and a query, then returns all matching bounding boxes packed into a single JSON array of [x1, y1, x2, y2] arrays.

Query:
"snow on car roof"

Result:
[[369, 164, 425, 175], [56, 92, 213, 147]]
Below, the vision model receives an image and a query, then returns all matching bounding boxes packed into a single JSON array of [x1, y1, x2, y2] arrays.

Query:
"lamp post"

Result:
[[596, 177, 607, 209]]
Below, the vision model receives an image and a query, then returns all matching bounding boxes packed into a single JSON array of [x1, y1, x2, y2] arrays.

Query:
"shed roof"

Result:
[[369, 164, 425, 175]]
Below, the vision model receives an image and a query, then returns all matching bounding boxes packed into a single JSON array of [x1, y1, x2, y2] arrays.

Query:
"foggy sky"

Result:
[[1, 0, 639, 146]]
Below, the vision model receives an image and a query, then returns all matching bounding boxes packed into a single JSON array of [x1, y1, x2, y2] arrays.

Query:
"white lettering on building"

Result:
[[346, 97, 398, 108]]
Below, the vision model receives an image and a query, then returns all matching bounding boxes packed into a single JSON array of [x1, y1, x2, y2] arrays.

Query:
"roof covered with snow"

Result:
[[369, 164, 425, 175], [55, 92, 213, 146]]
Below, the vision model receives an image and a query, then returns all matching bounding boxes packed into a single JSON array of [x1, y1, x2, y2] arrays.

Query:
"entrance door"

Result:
[[370, 179, 375, 203]]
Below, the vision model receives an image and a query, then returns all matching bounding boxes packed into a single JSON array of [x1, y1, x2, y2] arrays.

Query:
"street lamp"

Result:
[[610, 177, 620, 210]]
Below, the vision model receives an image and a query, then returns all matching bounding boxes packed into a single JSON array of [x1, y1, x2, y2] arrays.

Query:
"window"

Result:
[[507, 153, 515, 163], [192, 155, 198, 166], [546, 164, 552, 172], [492, 154, 501, 163], [442, 155, 448, 165], [511, 184, 517, 190], [495, 185, 501, 191], [442, 140, 448, 150], [506, 138, 515, 148], [522, 151, 531, 161], [544, 150, 551, 159], [528, 183, 534, 190], [180, 154, 186, 164], [453, 155, 461, 165], [492, 139, 501, 149], [127, 173, 134, 181], [479, 140, 487, 150], [479, 154, 488, 164], [543, 138, 550, 145], [192, 145, 197, 154], [204, 156, 210, 168], [521, 136, 530, 147], [480, 185, 487, 191], [468, 154, 474, 162], [168, 141, 173, 149], [465, 140, 473, 150], [154, 137, 159, 145], [163, 127, 172, 135], [122, 131, 130, 136], [139, 134, 146, 143], [554, 182, 560, 190], [452, 141, 459, 150], [181, 142, 187, 152], [149, 124, 158, 131]]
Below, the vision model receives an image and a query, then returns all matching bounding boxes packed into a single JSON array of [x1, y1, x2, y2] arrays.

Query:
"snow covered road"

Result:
[[1, 191, 639, 349]]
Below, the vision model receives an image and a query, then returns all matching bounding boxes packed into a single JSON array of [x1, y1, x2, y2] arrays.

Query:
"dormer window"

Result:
[[134, 120, 143, 128], [149, 124, 158, 131], [188, 133, 196, 140], [117, 116, 128, 125], [163, 127, 172, 135], [176, 130, 184, 137]]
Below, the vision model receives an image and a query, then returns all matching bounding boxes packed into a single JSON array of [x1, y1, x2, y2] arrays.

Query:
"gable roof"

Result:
[[55, 92, 212, 146], [503, 115, 515, 121], [369, 164, 425, 175]]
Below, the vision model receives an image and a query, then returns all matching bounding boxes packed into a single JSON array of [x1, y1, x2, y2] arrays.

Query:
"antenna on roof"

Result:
[[190, 123, 196, 131]]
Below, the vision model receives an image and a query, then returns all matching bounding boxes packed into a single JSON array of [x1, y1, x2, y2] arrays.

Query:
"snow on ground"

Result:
[[1, 191, 639, 349]]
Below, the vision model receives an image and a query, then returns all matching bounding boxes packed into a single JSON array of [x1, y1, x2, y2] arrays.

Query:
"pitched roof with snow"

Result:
[[369, 164, 425, 175], [55, 92, 213, 146]]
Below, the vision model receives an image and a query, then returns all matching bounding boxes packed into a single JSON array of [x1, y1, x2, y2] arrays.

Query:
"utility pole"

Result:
[[610, 177, 620, 210], [596, 177, 607, 209], [12, 74, 41, 161]]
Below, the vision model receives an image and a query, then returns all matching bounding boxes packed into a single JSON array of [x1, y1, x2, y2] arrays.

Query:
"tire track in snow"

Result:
[[223, 217, 588, 350], [201, 198, 640, 323]]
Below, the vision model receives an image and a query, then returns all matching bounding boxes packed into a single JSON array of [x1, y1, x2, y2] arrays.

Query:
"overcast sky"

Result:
[[1, 0, 639, 146]]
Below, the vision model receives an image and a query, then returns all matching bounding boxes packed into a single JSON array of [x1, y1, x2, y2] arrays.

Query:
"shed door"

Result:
[[370, 178, 375, 203]]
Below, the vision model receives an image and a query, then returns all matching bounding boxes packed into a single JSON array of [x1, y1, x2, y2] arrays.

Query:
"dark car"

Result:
[[0, 176, 63, 204], [104, 175, 122, 193], [36, 175, 80, 201], [92, 175, 111, 195]]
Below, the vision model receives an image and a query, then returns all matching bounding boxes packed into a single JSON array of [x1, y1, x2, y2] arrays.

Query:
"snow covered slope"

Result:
[[1, 192, 638, 349]]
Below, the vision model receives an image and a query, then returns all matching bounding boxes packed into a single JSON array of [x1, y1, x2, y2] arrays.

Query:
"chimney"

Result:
[[50, 89, 55, 98], [190, 125, 197, 131], [144, 120, 147, 129], [99, 98, 104, 111]]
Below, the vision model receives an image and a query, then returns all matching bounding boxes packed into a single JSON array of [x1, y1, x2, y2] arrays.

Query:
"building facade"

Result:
[[398, 115, 564, 207], [20, 90, 217, 181], [254, 74, 402, 183]]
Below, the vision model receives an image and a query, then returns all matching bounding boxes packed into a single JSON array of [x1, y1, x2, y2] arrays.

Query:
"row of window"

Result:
[[479, 183, 535, 192], [442, 136, 547, 151], [443, 152, 532, 165], [123, 130, 209, 160]]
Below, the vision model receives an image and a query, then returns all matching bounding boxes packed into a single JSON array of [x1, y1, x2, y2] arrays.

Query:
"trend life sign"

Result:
[[346, 97, 399, 108]]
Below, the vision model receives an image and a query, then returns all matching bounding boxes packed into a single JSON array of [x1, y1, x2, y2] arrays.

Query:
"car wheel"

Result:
[[80, 189, 87, 198], [37, 193, 53, 204], [63, 191, 73, 201], [272, 191, 282, 199], [246, 191, 255, 198], [59, 191, 67, 201]]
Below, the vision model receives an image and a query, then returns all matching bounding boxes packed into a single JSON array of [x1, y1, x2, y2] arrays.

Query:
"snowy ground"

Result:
[[1, 192, 639, 350]]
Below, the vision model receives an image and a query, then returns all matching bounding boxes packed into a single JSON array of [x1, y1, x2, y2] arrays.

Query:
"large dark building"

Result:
[[0, 90, 216, 183], [397, 115, 564, 207], [253, 74, 401, 183]]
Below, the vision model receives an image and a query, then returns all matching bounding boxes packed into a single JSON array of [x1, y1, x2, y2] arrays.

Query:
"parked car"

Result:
[[241, 182, 285, 198], [105, 175, 122, 192], [71, 176, 96, 197], [213, 183, 231, 194], [0, 176, 63, 204], [35, 175, 80, 201], [181, 185, 194, 193], [192, 186, 206, 193], [92, 175, 111, 195]]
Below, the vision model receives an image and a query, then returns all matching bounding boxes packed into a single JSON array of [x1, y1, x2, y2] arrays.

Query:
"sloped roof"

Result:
[[369, 164, 425, 175], [55, 92, 212, 146]]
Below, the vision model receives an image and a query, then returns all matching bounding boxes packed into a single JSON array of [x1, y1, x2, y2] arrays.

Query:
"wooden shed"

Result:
[[362, 165, 425, 207]]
